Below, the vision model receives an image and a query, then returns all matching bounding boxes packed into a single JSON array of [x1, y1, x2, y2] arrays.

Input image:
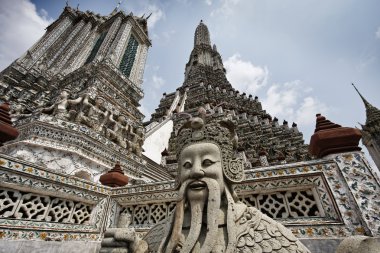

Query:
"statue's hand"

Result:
[[100, 228, 148, 253]]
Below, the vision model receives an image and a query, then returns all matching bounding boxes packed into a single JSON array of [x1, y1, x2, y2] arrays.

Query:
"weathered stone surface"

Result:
[[300, 239, 342, 253], [335, 236, 380, 253], [0, 240, 100, 253]]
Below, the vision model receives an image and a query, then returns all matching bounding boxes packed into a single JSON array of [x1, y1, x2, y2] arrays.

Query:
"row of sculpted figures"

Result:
[[12, 89, 144, 156]]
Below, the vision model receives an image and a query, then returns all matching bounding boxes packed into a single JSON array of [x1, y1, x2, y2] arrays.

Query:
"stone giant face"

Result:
[[179, 142, 225, 201]]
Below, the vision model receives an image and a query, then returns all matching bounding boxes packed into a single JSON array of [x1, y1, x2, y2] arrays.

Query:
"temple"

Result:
[[0, 6, 379, 253], [144, 20, 310, 176]]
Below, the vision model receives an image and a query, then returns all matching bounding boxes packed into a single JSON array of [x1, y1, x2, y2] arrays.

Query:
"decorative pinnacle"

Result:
[[116, 0, 122, 10], [352, 83, 380, 126], [194, 20, 211, 46], [352, 83, 370, 108]]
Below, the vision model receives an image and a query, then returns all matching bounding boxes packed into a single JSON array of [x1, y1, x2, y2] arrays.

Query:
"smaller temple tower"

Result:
[[352, 84, 380, 170], [0, 5, 172, 183]]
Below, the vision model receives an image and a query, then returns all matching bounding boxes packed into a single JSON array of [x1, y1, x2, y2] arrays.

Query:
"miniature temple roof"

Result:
[[99, 162, 129, 187], [309, 114, 361, 158]]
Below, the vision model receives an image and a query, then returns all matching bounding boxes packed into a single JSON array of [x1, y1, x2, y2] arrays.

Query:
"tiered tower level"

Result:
[[149, 21, 310, 175], [0, 6, 172, 183]]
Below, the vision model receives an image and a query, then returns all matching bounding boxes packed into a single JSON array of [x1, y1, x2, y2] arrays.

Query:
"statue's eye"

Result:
[[183, 162, 192, 169], [202, 159, 215, 167]]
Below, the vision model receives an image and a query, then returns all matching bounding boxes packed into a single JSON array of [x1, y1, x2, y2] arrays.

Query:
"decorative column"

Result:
[[129, 44, 145, 86], [64, 25, 99, 73], [47, 19, 86, 67], [259, 149, 269, 166], [54, 20, 93, 72], [107, 21, 132, 65], [96, 16, 122, 62], [325, 152, 380, 236], [137, 45, 148, 87], [20, 15, 73, 69]]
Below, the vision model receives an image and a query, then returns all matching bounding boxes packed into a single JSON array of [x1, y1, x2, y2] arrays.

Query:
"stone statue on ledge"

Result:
[[76, 94, 109, 132], [42, 90, 82, 120], [100, 116, 311, 253], [128, 126, 144, 156], [106, 114, 128, 149]]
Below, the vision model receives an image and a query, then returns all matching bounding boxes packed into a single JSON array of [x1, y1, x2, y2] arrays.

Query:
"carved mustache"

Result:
[[170, 178, 221, 253], [177, 178, 210, 201]]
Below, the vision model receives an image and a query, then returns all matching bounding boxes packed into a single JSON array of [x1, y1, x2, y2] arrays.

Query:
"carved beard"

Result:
[[162, 178, 221, 253]]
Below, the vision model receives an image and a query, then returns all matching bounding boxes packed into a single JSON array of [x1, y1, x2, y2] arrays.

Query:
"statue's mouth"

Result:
[[189, 180, 207, 190]]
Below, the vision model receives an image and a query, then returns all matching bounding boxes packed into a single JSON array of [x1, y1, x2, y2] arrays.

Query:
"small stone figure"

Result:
[[0, 86, 18, 102], [106, 114, 128, 148], [32, 91, 49, 108], [128, 126, 144, 156], [118, 212, 132, 228], [42, 90, 82, 120], [17, 89, 35, 104], [76, 95, 108, 132], [10, 104, 32, 122], [100, 213, 148, 253]]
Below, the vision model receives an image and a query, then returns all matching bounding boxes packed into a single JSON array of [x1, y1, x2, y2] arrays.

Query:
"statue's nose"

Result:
[[190, 161, 205, 179]]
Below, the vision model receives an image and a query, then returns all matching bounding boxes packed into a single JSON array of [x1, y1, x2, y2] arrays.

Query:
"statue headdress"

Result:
[[176, 112, 244, 183]]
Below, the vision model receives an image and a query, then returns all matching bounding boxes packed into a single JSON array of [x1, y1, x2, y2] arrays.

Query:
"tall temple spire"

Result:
[[352, 83, 380, 170], [149, 22, 310, 171], [182, 20, 230, 90], [352, 83, 371, 108], [194, 20, 211, 46], [352, 83, 380, 126]]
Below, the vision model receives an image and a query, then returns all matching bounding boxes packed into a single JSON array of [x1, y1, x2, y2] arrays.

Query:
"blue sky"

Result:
[[1, 0, 380, 166]]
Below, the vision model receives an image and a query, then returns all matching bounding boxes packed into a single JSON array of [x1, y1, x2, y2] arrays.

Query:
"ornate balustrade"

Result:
[[112, 158, 370, 239], [0, 152, 376, 242], [0, 154, 114, 241]]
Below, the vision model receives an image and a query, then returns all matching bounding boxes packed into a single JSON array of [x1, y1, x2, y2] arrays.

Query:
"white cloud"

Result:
[[295, 97, 328, 125], [376, 26, 380, 39], [224, 53, 268, 94], [163, 30, 176, 41], [146, 5, 165, 29], [138, 105, 151, 120], [262, 80, 328, 127], [211, 0, 241, 17], [152, 74, 165, 89], [205, 0, 213, 5], [0, 0, 53, 70]]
